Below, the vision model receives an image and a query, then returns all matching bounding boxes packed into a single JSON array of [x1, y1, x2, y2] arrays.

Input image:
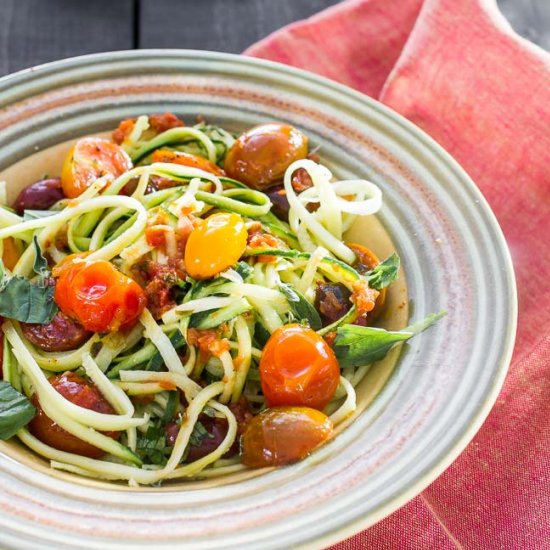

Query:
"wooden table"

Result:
[[0, 0, 548, 78]]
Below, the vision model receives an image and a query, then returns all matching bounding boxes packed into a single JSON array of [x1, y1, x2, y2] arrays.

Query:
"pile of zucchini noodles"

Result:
[[0, 118, 384, 485]]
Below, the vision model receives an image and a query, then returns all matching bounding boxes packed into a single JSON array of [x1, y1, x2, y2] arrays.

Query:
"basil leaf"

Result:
[[163, 391, 179, 423], [189, 420, 213, 447], [235, 261, 253, 281], [334, 311, 446, 369], [32, 236, 49, 278], [364, 253, 400, 290], [0, 381, 36, 439], [279, 283, 322, 330], [0, 275, 57, 323], [136, 422, 168, 466]]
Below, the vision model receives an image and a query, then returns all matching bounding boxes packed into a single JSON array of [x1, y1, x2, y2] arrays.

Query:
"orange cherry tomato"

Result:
[[152, 149, 225, 176], [347, 242, 387, 323], [2, 237, 22, 270], [184, 212, 247, 279], [54, 259, 146, 332], [241, 406, 333, 468], [260, 324, 340, 410], [224, 123, 308, 190], [29, 372, 120, 458], [61, 137, 132, 198]]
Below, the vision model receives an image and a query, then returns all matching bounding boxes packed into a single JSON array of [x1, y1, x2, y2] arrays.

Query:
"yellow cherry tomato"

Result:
[[2, 237, 22, 270], [184, 212, 247, 279]]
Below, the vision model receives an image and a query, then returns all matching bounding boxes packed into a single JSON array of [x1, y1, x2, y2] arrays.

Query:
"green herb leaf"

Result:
[[0, 381, 36, 439], [279, 283, 322, 330], [253, 321, 270, 348], [235, 261, 253, 280], [364, 253, 400, 290], [189, 420, 213, 447], [136, 422, 168, 466], [163, 391, 179, 423], [334, 311, 446, 369], [147, 331, 185, 371], [32, 236, 49, 278]]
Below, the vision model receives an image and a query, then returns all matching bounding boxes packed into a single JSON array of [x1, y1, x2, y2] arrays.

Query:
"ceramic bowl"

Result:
[[0, 50, 516, 550]]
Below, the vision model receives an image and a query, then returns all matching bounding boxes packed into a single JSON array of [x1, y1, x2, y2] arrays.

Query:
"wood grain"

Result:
[[0, 0, 134, 76], [0, 0, 547, 78]]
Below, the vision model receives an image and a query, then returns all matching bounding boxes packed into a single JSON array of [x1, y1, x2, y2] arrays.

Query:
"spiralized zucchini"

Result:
[[0, 117, 393, 485]]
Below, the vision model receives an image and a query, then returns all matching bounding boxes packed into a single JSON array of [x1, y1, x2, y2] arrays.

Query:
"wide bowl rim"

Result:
[[0, 49, 517, 549]]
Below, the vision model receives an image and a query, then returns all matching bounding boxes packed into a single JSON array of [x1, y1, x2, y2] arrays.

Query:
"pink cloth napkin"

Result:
[[245, 0, 550, 548]]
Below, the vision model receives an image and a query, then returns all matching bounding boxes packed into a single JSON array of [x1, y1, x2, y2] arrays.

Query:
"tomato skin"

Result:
[[241, 406, 333, 468], [224, 123, 308, 190], [347, 243, 386, 323], [259, 324, 340, 410], [61, 137, 132, 198], [184, 212, 247, 279], [2, 237, 22, 271], [54, 259, 146, 332], [152, 149, 225, 176], [29, 372, 120, 458]]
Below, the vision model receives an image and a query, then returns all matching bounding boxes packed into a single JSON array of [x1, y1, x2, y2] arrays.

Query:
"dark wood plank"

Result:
[[498, 0, 550, 51], [0, 0, 134, 77], [138, 0, 341, 53]]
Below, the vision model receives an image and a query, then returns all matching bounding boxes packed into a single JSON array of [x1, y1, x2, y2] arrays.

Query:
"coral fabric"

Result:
[[245, 0, 550, 548]]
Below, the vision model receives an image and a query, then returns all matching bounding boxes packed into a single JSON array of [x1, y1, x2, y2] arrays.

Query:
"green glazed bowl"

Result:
[[0, 50, 516, 550]]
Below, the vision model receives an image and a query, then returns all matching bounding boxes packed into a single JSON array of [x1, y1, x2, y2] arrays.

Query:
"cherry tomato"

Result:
[[112, 113, 184, 144], [61, 137, 132, 198], [152, 149, 225, 176], [241, 406, 333, 468], [224, 123, 308, 190], [2, 237, 22, 270], [29, 371, 120, 457], [260, 324, 340, 410], [184, 212, 247, 279], [347, 242, 387, 323], [54, 259, 146, 332]]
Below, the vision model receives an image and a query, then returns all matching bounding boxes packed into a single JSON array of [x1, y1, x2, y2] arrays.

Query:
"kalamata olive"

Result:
[[266, 185, 291, 221], [12, 178, 65, 215], [29, 372, 120, 457], [314, 282, 352, 326], [20, 310, 92, 352], [224, 123, 308, 190]]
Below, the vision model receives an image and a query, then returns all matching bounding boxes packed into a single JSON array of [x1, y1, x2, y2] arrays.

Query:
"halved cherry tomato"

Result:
[[224, 123, 308, 190], [2, 237, 22, 270], [61, 137, 132, 198], [152, 149, 225, 176], [29, 371, 120, 458], [184, 212, 247, 279], [259, 324, 340, 410], [241, 406, 333, 468], [347, 242, 387, 323], [54, 259, 146, 332]]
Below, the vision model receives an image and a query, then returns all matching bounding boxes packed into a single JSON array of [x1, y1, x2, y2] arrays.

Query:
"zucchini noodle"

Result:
[[0, 117, 398, 485]]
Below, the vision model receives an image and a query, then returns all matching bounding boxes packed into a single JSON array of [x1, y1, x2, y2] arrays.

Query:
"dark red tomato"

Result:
[[54, 259, 146, 332], [224, 123, 308, 190], [347, 242, 387, 323], [241, 406, 333, 468], [20, 311, 91, 352], [259, 324, 340, 410], [314, 282, 352, 326], [29, 372, 120, 457], [12, 178, 65, 215]]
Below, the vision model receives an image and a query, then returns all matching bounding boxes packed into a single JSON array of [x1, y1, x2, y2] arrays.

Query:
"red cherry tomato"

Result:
[[29, 372, 120, 458], [54, 259, 146, 332], [241, 406, 333, 468], [61, 137, 132, 198], [152, 149, 225, 176], [184, 212, 247, 279], [259, 324, 340, 410]]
